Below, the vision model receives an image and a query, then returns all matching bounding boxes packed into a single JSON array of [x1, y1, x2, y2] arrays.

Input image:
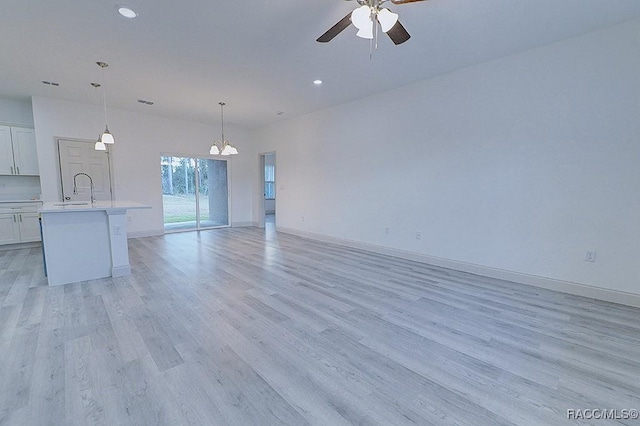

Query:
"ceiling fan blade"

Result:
[[386, 20, 411, 45], [317, 13, 353, 43]]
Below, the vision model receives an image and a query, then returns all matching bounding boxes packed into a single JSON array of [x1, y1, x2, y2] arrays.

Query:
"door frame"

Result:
[[57, 137, 115, 202], [257, 151, 276, 229]]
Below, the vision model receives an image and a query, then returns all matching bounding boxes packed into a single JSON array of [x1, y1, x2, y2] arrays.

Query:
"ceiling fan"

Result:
[[317, 0, 427, 46]]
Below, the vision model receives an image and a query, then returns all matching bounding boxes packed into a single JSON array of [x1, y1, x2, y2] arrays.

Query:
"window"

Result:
[[265, 165, 275, 199]]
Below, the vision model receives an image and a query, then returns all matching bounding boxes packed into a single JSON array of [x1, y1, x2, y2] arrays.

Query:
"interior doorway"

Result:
[[259, 152, 276, 229]]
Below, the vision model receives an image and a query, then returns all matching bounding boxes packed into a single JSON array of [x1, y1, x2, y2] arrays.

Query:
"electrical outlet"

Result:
[[385, 227, 390, 235], [585, 251, 597, 262], [301, 215, 305, 222], [416, 232, 422, 240], [114, 226, 122, 235], [127, 215, 132, 222]]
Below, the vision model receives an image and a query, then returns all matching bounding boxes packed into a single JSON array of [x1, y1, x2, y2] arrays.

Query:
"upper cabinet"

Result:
[[0, 127, 13, 174], [0, 126, 39, 176]]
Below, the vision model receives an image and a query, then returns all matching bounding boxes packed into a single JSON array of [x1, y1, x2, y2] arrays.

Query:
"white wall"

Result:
[[32, 97, 255, 236], [251, 19, 640, 302], [0, 176, 40, 201], [0, 98, 34, 126]]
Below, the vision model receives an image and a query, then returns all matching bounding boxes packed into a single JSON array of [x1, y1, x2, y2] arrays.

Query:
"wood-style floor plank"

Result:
[[0, 224, 639, 425]]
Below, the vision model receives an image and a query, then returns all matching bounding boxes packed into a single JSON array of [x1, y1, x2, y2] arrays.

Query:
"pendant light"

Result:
[[95, 137, 106, 151], [210, 102, 238, 156], [91, 82, 107, 151], [97, 61, 114, 145]]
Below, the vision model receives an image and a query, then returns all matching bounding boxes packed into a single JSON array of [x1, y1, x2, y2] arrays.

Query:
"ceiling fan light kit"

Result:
[[351, 5, 398, 39], [317, 0, 426, 47]]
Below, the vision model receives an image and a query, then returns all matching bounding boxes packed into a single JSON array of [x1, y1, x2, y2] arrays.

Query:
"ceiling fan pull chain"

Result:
[[375, 13, 379, 50]]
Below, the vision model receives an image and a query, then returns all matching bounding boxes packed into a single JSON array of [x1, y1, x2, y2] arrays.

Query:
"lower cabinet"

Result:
[[0, 213, 21, 245], [0, 205, 42, 245], [19, 212, 41, 242]]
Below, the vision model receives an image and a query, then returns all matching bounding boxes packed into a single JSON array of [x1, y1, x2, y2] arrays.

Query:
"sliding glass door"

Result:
[[161, 156, 229, 232]]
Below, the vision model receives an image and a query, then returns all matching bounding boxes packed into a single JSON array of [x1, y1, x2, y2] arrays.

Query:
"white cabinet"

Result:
[[0, 204, 41, 245], [0, 213, 21, 244], [0, 126, 39, 176], [18, 212, 41, 242], [0, 127, 14, 175]]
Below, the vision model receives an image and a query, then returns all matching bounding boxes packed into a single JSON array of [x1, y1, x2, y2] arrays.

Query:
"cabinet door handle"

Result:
[[16, 166, 20, 174], [10, 166, 14, 174], [19, 214, 23, 222], [13, 214, 17, 222]]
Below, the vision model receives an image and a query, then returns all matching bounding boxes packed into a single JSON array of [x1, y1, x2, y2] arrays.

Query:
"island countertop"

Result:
[[40, 200, 150, 213]]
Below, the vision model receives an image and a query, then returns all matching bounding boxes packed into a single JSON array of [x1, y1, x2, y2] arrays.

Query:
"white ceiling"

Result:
[[2, 0, 640, 130]]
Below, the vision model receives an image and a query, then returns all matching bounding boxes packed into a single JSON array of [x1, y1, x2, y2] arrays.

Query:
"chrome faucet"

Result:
[[73, 172, 95, 204]]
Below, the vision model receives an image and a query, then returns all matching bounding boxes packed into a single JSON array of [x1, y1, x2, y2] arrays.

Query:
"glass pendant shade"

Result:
[[220, 142, 237, 156], [378, 8, 399, 33], [356, 25, 374, 39], [209, 144, 220, 155], [95, 140, 107, 151], [101, 127, 115, 144], [352, 5, 374, 39], [351, 5, 371, 29]]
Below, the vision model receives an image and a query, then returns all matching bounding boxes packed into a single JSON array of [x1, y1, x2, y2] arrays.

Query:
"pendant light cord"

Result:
[[219, 102, 226, 142], [102, 65, 109, 129], [97, 62, 110, 130], [103, 90, 109, 130]]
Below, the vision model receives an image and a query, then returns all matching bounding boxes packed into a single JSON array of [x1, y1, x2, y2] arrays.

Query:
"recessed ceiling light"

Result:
[[313, 80, 323, 85], [118, 7, 138, 18], [137, 99, 154, 105], [41, 80, 60, 86]]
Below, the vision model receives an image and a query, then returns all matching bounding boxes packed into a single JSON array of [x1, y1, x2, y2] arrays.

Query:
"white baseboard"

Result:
[[233, 221, 258, 228], [128, 229, 164, 238], [128, 224, 259, 237], [111, 265, 131, 277], [278, 227, 640, 309], [0, 241, 42, 251]]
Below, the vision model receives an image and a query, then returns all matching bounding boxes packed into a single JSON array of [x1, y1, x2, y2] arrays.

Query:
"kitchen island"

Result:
[[40, 201, 150, 286]]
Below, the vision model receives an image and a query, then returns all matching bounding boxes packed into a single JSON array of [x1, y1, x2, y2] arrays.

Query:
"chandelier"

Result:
[[210, 102, 238, 156]]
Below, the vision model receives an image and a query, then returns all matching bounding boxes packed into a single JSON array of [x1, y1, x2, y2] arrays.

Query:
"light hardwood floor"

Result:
[[1, 226, 639, 425]]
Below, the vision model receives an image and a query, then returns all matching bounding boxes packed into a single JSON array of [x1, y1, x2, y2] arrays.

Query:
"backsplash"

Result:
[[0, 175, 41, 201]]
